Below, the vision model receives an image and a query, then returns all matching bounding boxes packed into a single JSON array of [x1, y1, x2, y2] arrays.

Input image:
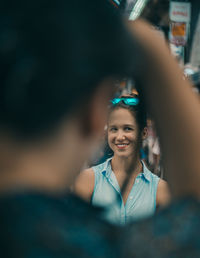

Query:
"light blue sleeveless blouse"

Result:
[[92, 158, 160, 225]]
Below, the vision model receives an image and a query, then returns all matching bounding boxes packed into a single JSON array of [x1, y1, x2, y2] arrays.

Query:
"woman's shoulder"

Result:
[[156, 179, 171, 207], [75, 168, 95, 185], [73, 168, 95, 202], [73, 158, 112, 202], [142, 162, 171, 206]]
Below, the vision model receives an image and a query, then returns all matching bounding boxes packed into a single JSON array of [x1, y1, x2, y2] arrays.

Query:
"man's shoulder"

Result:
[[0, 191, 106, 225], [0, 192, 118, 257], [121, 197, 200, 257]]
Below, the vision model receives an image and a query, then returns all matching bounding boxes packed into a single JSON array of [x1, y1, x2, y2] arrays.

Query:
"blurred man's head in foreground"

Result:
[[0, 0, 135, 191]]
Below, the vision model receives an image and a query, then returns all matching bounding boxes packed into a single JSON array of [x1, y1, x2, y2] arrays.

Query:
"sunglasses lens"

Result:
[[124, 98, 139, 105], [111, 98, 121, 105], [111, 97, 139, 105]]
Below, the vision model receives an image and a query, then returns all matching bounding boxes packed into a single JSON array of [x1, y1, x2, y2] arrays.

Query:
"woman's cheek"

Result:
[[108, 135, 115, 149]]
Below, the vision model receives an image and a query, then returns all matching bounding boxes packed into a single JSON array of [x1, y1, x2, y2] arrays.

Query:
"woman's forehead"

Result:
[[108, 108, 136, 125]]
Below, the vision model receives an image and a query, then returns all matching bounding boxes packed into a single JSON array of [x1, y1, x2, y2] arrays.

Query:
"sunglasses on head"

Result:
[[111, 97, 139, 106]]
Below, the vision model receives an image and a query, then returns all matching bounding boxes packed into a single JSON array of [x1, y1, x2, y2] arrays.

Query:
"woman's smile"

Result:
[[115, 143, 130, 150]]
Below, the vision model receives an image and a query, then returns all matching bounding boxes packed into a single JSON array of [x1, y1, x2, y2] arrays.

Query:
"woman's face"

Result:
[[107, 108, 141, 158]]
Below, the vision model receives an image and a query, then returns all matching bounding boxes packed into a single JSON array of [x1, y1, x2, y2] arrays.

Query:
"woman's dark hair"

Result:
[[108, 94, 147, 132], [0, 0, 135, 139]]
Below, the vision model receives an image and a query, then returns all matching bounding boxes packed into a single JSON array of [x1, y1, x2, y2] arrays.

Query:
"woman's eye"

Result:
[[110, 127, 117, 132], [124, 127, 132, 131]]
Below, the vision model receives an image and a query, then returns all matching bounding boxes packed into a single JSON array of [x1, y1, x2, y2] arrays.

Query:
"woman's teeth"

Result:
[[116, 144, 129, 147]]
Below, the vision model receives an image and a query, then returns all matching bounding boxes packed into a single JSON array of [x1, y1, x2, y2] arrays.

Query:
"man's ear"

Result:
[[141, 127, 148, 140], [79, 79, 114, 138]]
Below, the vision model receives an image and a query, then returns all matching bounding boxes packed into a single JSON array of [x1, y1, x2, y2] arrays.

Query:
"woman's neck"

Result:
[[111, 154, 142, 177]]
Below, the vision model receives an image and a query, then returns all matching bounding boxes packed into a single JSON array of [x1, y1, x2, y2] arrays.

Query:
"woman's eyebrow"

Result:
[[108, 124, 116, 127], [123, 124, 135, 127]]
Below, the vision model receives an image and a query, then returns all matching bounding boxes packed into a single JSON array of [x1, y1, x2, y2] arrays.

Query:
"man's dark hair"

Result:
[[0, 0, 134, 139]]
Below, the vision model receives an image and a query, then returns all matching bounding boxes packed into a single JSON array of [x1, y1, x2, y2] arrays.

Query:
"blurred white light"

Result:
[[129, 0, 149, 20]]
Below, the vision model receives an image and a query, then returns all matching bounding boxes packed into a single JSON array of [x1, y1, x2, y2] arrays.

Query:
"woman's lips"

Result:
[[115, 143, 129, 149]]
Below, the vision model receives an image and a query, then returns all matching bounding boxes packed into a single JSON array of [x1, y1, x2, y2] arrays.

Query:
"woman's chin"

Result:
[[115, 151, 131, 158]]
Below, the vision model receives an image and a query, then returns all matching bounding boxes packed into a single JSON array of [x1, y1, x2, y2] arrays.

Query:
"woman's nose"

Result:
[[116, 131, 125, 141]]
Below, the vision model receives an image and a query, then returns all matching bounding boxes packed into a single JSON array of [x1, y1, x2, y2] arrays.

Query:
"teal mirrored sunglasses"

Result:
[[111, 97, 139, 106]]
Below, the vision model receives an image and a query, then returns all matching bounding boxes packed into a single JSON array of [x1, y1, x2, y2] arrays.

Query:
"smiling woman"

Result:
[[107, 107, 140, 158], [74, 95, 171, 224]]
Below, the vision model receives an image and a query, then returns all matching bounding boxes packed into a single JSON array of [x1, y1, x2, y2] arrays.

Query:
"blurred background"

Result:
[[89, 0, 200, 179]]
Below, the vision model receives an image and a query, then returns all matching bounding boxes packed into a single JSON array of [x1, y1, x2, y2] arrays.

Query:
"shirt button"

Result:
[[129, 196, 133, 200]]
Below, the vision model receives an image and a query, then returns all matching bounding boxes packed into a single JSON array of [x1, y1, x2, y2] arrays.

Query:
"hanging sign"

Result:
[[170, 2, 191, 23], [170, 21, 188, 45], [169, 1, 191, 46]]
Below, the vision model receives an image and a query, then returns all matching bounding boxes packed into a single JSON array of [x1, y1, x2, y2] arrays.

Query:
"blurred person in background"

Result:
[[143, 118, 162, 177], [74, 94, 170, 224]]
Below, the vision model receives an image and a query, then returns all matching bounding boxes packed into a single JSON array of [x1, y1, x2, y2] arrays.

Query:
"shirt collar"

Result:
[[102, 158, 151, 182], [102, 157, 112, 178], [141, 161, 151, 182]]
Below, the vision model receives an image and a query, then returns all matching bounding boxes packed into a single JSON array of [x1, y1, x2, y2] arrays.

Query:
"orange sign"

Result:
[[171, 22, 186, 37]]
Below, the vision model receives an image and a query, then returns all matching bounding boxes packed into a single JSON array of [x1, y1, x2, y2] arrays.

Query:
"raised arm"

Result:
[[128, 20, 200, 199]]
